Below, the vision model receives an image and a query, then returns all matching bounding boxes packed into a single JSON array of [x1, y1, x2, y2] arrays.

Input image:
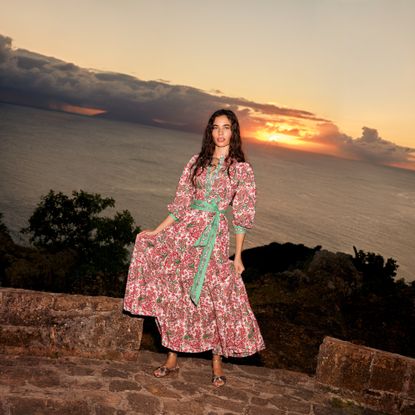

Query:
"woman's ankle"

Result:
[[165, 350, 178, 367]]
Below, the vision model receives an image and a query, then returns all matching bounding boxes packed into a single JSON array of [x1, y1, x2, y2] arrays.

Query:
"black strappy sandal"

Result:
[[212, 374, 227, 387], [153, 365, 180, 378], [153, 351, 180, 378]]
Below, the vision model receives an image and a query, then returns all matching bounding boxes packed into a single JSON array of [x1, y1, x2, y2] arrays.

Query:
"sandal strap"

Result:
[[155, 366, 168, 375], [154, 365, 179, 377], [212, 375, 227, 386], [161, 365, 179, 371]]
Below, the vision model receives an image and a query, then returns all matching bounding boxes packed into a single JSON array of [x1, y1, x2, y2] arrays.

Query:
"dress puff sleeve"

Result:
[[167, 154, 198, 221], [231, 162, 257, 234]]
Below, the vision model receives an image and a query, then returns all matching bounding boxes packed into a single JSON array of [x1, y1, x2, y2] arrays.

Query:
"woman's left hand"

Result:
[[234, 256, 245, 275]]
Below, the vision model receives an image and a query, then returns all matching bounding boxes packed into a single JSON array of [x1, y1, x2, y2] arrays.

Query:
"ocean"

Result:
[[1, 103, 414, 282]]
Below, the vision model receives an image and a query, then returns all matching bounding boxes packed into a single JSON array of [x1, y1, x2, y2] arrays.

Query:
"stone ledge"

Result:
[[0, 288, 143, 361], [0, 350, 389, 415], [316, 336, 415, 415]]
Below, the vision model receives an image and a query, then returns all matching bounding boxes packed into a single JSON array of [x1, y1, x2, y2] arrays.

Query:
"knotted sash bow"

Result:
[[189, 199, 227, 306]]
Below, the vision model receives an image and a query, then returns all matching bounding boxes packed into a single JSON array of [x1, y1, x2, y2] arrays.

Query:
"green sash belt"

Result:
[[189, 199, 227, 306]]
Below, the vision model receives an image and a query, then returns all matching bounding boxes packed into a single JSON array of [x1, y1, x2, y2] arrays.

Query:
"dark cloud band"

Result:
[[0, 34, 413, 169]]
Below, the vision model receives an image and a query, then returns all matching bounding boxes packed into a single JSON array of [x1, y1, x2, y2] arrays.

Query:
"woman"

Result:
[[123, 109, 265, 387]]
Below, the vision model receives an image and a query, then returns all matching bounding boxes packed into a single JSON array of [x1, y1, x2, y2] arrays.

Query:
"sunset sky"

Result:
[[1, 0, 414, 170]]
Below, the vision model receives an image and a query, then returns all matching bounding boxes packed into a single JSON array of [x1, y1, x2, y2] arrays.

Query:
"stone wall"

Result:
[[316, 336, 415, 414], [0, 288, 143, 361]]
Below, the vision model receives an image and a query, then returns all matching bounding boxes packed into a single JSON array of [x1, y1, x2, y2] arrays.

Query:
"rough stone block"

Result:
[[316, 336, 373, 392], [126, 392, 161, 414], [0, 288, 143, 361], [369, 351, 407, 392], [316, 336, 415, 415], [245, 406, 284, 415], [407, 366, 415, 397], [162, 400, 205, 415]]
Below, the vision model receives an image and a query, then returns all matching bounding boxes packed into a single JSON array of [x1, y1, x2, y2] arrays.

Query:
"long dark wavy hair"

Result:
[[191, 109, 246, 185]]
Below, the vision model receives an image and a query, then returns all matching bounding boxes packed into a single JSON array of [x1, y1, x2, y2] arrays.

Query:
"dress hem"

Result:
[[161, 338, 266, 358], [123, 307, 266, 359]]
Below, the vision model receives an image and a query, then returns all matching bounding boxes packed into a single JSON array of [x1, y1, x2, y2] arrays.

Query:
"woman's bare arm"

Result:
[[140, 214, 176, 236]]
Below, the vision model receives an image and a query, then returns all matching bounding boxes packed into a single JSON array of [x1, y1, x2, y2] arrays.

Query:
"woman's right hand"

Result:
[[138, 214, 176, 238], [139, 229, 160, 237]]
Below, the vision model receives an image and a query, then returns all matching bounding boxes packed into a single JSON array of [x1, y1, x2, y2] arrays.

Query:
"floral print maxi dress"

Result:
[[123, 154, 265, 357]]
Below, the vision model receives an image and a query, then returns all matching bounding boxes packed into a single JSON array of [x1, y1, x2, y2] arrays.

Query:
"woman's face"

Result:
[[212, 115, 232, 148]]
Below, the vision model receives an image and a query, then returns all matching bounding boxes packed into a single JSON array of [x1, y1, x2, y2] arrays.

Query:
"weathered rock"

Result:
[[0, 288, 143, 361], [200, 395, 246, 413], [102, 368, 129, 378], [250, 396, 270, 406], [126, 392, 161, 414], [162, 399, 205, 414], [109, 380, 142, 392], [316, 336, 415, 414], [245, 406, 285, 415], [269, 395, 310, 413], [7, 397, 90, 415]]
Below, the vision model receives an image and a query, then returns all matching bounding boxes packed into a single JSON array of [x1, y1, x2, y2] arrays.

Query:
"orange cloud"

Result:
[[48, 102, 106, 116], [251, 118, 415, 171]]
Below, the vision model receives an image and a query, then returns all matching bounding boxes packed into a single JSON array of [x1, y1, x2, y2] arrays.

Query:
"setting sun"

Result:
[[254, 119, 318, 149], [256, 130, 304, 146], [254, 124, 340, 157]]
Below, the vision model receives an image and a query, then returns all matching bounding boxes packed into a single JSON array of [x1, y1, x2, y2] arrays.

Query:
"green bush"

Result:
[[16, 189, 140, 295]]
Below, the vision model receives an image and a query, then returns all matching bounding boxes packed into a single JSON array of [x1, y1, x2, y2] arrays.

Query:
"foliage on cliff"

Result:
[[0, 190, 140, 296]]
